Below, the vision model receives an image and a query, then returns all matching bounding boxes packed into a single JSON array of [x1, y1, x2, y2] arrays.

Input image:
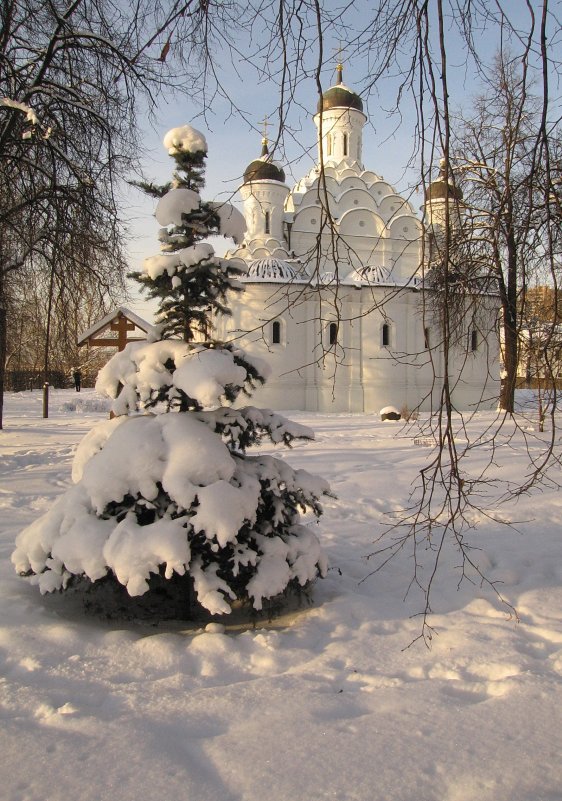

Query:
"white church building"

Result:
[[219, 66, 500, 414]]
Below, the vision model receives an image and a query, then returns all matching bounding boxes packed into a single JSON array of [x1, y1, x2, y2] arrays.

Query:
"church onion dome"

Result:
[[243, 139, 286, 184], [247, 258, 300, 280], [317, 64, 363, 113], [318, 84, 363, 113], [426, 159, 463, 202]]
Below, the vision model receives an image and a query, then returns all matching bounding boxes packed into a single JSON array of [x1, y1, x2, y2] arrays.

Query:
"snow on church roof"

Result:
[[350, 265, 390, 284], [246, 258, 301, 281]]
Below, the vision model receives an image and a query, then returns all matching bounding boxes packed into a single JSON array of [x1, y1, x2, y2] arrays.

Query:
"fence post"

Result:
[[43, 382, 49, 418]]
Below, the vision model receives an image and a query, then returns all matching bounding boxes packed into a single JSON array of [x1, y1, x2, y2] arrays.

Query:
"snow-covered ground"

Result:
[[1, 389, 561, 801]]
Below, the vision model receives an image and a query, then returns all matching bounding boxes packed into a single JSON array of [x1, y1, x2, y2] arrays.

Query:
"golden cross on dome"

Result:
[[333, 43, 345, 83], [261, 115, 270, 146]]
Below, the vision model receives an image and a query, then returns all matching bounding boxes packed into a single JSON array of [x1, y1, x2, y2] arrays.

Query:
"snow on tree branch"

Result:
[[1, 97, 39, 125]]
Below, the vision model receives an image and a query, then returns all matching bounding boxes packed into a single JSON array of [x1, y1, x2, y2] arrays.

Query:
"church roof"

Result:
[[246, 258, 300, 280], [350, 265, 390, 284], [243, 140, 286, 184]]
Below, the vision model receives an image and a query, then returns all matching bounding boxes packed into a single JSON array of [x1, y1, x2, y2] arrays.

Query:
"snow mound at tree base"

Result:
[[67, 570, 317, 625]]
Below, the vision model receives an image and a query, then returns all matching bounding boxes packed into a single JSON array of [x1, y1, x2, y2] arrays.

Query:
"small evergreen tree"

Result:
[[130, 125, 246, 342], [12, 125, 329, 619]]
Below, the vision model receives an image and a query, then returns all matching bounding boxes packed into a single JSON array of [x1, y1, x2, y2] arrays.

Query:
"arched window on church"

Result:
[[329, 322, 338, 346], [264, 210, 271, 235], [272, 320, 281, 345], [382, 323, 390, 347], [327, 134, 332, 156], [470, 328, 478, 352], [424, 327, 430, 349], [426, 231, 437, 264], [343, 133, 348, 157]]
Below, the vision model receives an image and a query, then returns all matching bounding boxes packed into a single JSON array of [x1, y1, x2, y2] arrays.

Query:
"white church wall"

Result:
[[222, 275, 499, 414]]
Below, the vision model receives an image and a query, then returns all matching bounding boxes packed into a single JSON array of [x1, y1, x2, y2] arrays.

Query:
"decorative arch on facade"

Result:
[[248, 246, 272, 259], [338, 167, 362, 180], [338, 176, 364, 191], [361, 171, 383, 186], [301, 175, 339, 198], [378, 195, 412, 222], [339, 208, 385, 239], [369, 181, 395, 202], [292, 205, 326, 234], [388, 214, 423, 242], [337, 187, 378, 213], [244, 237, 290, 259]]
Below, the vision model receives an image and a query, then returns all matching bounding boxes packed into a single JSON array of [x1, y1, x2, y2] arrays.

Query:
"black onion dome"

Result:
[[317, 84, 364, 114], [243, 140, 285, 184], [426, 162, 463, 201], [243, 159, 286, 184], [317, 65, 363, 113]]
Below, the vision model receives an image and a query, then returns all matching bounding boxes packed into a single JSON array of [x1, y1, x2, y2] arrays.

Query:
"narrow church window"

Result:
[[327, 134, 332, 156], [265, 211, 270, 234], [382, 323, 390, 347], [343, 133, 348, 156], [272, 320, 281, 344], [470, 329, 478, 352], [424, 327, 430, 349], [427, 231, 436, 262], [329, 322, 338, 345]]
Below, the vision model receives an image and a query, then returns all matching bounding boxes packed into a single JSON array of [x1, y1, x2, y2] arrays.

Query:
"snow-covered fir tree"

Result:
[[12, 125, 329, 618], [130, 124, 246, 343]]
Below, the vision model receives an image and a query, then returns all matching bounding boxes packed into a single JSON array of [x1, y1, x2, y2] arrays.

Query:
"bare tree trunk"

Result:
[[500, 233, 519, 413], [0, 279, 6, 430], [43, 263, 55, 384]]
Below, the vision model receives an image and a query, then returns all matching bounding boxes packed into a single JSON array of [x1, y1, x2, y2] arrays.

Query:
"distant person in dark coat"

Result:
[[73, 369, 81, 392]]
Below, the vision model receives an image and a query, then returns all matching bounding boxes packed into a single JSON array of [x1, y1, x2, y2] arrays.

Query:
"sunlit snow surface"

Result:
[[1, 388, 562, 801]]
